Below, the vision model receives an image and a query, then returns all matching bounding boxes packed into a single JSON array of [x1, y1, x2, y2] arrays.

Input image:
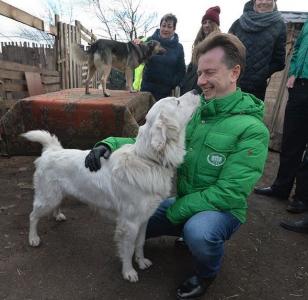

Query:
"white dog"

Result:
[[22, 91, 200, 282]]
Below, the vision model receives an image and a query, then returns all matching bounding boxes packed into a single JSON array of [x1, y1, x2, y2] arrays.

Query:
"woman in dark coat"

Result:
[[180, 6, 221, 95], [229, 0, 286, 100], [141, 14, 186, 100]]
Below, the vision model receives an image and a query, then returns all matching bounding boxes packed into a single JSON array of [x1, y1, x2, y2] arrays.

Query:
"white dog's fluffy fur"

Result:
[[22, 92, 200, 282]]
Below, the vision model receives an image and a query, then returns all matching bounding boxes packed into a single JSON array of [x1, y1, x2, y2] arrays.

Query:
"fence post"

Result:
[[55, 14, 60, 73], [75, 20, 82, 87]]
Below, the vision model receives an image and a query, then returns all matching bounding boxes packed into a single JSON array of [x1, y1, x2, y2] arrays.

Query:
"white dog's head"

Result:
[[135, 91, 200, 168]]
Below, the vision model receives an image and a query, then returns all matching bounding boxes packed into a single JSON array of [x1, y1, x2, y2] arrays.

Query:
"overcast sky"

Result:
[[0, 0, 307, 62]]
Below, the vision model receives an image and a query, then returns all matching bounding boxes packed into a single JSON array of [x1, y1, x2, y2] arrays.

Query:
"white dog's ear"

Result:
[[151, 114, 167, 152]]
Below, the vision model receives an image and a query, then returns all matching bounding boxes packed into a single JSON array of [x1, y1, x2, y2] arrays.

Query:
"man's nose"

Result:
[[197, 74, 208, 86]]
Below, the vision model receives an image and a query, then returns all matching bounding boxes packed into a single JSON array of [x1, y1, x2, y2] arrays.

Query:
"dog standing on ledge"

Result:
[[72, 39, 165, 96]]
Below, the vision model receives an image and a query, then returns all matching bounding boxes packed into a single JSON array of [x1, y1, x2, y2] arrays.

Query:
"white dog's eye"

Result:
[[176, 99, 180, 106]]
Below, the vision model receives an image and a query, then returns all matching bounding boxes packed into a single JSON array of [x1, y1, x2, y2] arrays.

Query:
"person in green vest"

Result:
[[132, 36, 147, 91], [85, 33, 269, 299]]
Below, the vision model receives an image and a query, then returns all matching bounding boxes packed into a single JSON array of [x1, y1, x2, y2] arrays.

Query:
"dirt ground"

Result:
[[0, 151, 308, 300]]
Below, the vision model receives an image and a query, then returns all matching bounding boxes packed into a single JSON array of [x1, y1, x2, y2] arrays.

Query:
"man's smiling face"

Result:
[[197, 47, 240, 100]]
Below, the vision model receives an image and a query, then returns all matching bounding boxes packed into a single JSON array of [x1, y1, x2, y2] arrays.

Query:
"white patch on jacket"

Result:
[[22, 91, 200, 282]]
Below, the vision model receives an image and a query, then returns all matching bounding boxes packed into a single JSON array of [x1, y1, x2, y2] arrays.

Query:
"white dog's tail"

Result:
[[21, 130, 63, 152], [71, 43, 88, 64]]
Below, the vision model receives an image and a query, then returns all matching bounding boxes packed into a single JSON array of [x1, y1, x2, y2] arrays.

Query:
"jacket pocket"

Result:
[[194, 133, 237, 186]]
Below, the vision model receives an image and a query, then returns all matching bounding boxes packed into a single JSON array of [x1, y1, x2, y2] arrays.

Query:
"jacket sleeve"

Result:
[[288, 25, 304, 76], [166, 123, 269, 224], [228, 21, 237, 34], [95, 137, 136, 151], [269, 23, 287, 76], [173, 44, 186, 87]]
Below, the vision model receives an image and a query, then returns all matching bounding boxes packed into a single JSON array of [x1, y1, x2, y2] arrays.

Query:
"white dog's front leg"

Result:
[[134, 221, 152, 270], [115, 220, 139, 282]]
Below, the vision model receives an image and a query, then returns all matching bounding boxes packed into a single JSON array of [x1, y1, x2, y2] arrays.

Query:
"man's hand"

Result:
[[85, 144, 111, 172], [286, 75, 296, 88]]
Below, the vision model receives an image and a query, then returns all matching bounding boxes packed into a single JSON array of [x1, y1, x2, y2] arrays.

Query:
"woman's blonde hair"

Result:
[[191, 23, 220, 61], [193, 23, 220, 48]]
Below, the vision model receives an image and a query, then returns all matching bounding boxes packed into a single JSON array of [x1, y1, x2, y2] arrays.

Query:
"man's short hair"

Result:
[[193, 32, 246, 74], [160, 13, 177, 29]]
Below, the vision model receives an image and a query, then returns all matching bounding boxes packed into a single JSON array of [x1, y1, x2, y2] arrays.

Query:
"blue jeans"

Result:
[[146, 198, 241, 278]]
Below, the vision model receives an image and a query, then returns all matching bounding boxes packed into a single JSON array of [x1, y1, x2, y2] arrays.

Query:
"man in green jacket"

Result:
[[255, 19, 308, 233], [85, 33, 269, 299]]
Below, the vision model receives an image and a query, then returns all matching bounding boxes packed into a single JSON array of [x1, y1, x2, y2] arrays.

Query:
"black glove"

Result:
[[85, 144, 111, 172]]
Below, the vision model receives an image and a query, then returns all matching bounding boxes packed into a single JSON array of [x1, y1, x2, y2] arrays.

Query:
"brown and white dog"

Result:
[[72, 39, 165, 96]]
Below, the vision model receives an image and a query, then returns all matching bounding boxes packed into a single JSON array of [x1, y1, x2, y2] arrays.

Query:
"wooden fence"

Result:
[[0, 0, 104, 102], [0, 60, 60, 100], [1, 42, 55, 70]]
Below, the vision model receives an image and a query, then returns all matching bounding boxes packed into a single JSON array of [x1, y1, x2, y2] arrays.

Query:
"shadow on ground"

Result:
[[0, 152, 308, 300]]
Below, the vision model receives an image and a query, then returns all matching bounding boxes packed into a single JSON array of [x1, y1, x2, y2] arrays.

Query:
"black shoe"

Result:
[[280, 218, 308, 233], [176, 275, 215, 299], [286, 199, 308, 213], [254, 186, 289, 200]]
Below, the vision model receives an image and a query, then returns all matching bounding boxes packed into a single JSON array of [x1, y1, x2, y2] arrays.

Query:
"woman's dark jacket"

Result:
[[141, 29, 186, 100], [229, 0, 286, 94]]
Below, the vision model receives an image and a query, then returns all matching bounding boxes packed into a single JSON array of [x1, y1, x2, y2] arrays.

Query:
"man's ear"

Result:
[[231, 64, 241, 83], [150, 114, 167, 152]]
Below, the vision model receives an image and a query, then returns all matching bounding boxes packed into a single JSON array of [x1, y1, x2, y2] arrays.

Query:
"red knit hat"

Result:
[[201, 6, 221, 26]]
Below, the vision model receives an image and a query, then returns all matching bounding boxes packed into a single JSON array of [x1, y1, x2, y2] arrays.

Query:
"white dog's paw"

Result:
[[29, 235, 41, 247], [55, 212, 66, 222], [136, 257, 152, 270], [123, 268, 139, 282]]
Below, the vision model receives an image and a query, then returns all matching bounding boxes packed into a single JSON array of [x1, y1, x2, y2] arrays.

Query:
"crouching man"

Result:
[[85, 33, 269, 299]]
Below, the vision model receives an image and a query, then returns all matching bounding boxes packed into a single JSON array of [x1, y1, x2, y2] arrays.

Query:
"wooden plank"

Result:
[[2, 82, 27, 92], [0, 60, 40, 72], [49, 24, 57, 36], [0, 0, 44, 31], [25, 72, 44, 96], [0, 69, 24, 80], [80, 32, 92, 44], [68, 24, 73, 88], [0, 60, 58, 76], [44, 84, 60, 93], [72, 25, 76, 88], [54, 14, 60, 72], [59, 22, 65, 89], [75, 20, 82, 87], [79, 21, 96, 40], [41, 69, 59, 77], [41, 76, 60, 84], [63, 23, 69, 89]]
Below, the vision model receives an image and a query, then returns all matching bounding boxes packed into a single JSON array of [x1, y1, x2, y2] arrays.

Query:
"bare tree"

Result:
[[90, 0, 157, 41], [15, 0, 75, 45]]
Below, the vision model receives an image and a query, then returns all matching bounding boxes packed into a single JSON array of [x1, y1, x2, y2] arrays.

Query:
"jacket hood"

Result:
[[243, 0, 254, 12], [150, 29, 180, 48], [200, 88, 265, 121]]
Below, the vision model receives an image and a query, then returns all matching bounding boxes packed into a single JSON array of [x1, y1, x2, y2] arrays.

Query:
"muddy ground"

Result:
[[0, 151, 308, 300]]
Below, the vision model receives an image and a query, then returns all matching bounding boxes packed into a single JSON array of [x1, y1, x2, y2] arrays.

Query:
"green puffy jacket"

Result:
[[98, 88, 269, 224], [289, 20, 308, 78]]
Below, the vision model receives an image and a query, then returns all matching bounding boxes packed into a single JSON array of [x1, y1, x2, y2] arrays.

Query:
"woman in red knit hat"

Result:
[[180, 6, 221, 95]]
